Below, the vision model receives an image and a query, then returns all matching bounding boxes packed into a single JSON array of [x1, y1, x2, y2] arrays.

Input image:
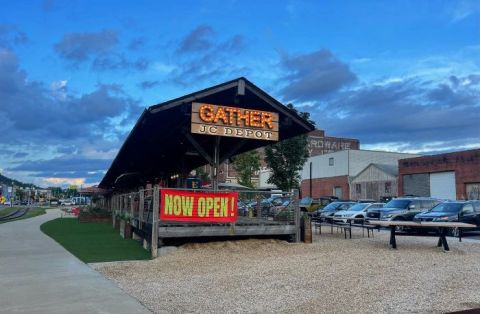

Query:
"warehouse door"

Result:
[[403, 173, 430, 197], [430, 172, 456, 200]]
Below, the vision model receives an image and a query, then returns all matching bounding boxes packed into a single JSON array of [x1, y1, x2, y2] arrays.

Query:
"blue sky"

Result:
[[0, 0, 479, 187]]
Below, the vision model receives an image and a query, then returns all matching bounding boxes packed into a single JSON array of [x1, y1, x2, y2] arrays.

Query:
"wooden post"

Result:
[[151, 185, 160, 258], [256, 194, 262, 219], [213, 136, 220, 191], [112, 194, 116, 228], [130, 192, 135, 218], [139, 187, 144, 229], [294, 189, 301, 243]]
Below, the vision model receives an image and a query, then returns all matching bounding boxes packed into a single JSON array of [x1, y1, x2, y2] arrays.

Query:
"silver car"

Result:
[[334, 203, 385, 223]]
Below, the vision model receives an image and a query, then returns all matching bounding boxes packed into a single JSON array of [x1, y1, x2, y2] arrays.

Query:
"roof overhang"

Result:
[[99, 77, 315, 190]]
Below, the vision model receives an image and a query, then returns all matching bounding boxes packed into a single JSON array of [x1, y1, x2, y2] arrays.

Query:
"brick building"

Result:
[[301, 150, 419, 200], [398, 149, 480, 200]]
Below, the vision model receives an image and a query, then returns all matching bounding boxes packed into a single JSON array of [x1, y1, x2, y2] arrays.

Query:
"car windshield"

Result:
[[347, 203, 369, 211], [384, 199, 410, 209], [322, 202, 341, 211], [299, 197, 312, 205], [430, 203, 463, 213]]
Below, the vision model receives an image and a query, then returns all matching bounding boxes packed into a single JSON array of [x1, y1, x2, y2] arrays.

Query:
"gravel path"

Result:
[[94, 228, 480, 313]]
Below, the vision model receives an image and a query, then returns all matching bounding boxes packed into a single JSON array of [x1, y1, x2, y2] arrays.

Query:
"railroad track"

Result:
[[0, 207, 30, 222]]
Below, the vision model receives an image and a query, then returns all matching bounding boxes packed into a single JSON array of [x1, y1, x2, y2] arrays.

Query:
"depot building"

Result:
[[99, 77, 314, 191]]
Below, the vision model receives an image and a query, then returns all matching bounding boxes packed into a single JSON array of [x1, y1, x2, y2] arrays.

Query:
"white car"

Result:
[[61, 200, 73, 206], [333, 203, 385, 223]]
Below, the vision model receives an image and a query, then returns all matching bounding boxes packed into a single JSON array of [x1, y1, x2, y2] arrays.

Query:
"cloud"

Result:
[[8, 157, 110, 186], [54, 29, 118, 62], [0, 47, 143, 187], [54, 29, 149, 71], [278, 49, 357, 102], [0, 47, 141, 148], [138, 80, 160, 90], [170, 25, 248, 86], [0, 24, 28, 48], [308, 74, 480, 146], [177, 25, 215, 54], [128, 37, 145, 50], [91, 55, 149, 71], [450, 0, 480, 22], [13, 152, 28, 158], [9, 157, 110, 173]]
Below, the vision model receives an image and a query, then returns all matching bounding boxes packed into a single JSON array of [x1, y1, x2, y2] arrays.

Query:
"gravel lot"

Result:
[[94, 228, 480, 313]]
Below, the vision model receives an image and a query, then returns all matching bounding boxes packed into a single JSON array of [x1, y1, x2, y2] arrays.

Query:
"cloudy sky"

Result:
[[0, 0, 479, 187]]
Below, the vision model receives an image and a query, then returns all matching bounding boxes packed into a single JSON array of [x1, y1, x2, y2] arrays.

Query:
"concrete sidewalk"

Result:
[[0, 209, 151, 314]]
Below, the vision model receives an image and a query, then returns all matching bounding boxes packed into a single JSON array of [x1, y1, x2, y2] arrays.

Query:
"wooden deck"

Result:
[[132, 216, 297, 239]]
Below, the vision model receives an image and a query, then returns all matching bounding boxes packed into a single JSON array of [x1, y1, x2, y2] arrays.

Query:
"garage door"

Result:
[[430, 172, 456, 200], [403, 173, 430, 197]]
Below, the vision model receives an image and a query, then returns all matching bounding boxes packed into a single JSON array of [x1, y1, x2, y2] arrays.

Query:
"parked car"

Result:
[[248, 196, 289, 218], [271, 199, 291, 216], [413, 201, 480, 236], [366, 197, 441, 222], [299, 197, 321, 212], [311, 201, 356, 221], [60, 199, 73, 206], [237, 200, 249, 216], [334, 202, 385, 223]]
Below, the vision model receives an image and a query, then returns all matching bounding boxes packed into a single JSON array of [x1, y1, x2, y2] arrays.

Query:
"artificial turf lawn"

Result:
[[40, 218, 150, 263]]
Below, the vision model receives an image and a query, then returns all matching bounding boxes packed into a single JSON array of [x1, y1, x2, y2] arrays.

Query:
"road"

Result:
[[0, 208, 151, 314]]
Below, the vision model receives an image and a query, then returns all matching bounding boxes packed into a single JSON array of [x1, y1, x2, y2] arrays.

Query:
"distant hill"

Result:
[[0, 173, 39, 189]]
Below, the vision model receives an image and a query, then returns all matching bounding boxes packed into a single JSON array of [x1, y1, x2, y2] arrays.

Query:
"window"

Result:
[[462, 204, 474, 214], [329, 157, 334, 166], [385, 182, 392, 194], [355, 184, 361, 194]]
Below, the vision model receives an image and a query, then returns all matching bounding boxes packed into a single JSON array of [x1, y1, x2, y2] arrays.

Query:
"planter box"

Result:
[[120, 219, 132, 239], [78, 212, 111, 223]]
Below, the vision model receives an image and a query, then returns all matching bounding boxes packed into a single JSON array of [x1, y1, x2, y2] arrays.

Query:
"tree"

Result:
[[232, 150, 261, 188], [265, 104, 314, 191]]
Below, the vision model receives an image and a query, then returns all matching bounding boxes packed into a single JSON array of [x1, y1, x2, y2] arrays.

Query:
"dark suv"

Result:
[[366, 197, 441, 222], [413, 201, 480, 235]]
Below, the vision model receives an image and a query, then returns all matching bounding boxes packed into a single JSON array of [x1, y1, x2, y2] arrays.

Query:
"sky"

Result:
[[0, 0, 479, 188]]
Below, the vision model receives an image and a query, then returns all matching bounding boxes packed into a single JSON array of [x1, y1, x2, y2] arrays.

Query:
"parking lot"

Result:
[[94, 228, 480, 314]]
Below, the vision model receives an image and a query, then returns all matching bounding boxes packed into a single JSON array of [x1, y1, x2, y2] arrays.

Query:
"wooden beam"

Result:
[[237, 78, 245, 96], [158, 224, 296, 238], [151, 185, 159, 258], [219, 139, 248, 164], [185, 133, 213, 165]]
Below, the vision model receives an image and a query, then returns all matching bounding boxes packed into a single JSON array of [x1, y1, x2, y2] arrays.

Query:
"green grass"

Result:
[[0, 206, 19, 217], [40, 218, 151, 263], [0, 207, 47, 224]]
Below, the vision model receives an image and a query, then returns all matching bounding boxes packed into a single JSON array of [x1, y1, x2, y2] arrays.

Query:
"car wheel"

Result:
[[354, 216, 363, 224], [448, 227, 460, 237]]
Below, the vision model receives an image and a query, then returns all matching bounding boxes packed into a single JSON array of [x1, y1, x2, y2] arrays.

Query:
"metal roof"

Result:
[[99, 77, 315, 190]]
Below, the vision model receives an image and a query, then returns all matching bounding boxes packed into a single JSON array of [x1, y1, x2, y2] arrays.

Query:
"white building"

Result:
[[300, 150, 420, 200]]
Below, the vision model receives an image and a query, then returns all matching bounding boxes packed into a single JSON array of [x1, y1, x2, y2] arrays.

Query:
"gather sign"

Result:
[[191, 102, 279, 141]]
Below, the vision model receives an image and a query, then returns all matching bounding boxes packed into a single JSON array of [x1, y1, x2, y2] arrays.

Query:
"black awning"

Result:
[[99, 77, 315, 189]]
